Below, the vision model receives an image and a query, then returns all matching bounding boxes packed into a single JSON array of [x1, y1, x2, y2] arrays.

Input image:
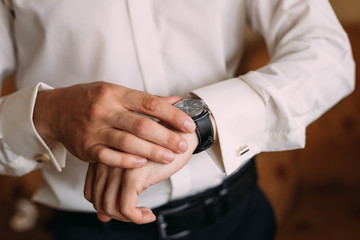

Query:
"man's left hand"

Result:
[[83, 129, 198, 224]]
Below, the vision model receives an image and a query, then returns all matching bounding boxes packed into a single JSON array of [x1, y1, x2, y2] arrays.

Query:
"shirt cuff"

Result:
[[191, 78, 266, 175], [0, 82, 66, 171]]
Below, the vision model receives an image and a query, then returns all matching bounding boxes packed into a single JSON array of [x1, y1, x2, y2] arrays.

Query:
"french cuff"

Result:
[[0, 82, 66, 171], [191, 78, 266, 175]]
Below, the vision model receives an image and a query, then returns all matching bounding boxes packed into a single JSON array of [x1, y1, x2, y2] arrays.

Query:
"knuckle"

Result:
[[86, 84, 113, 119], [163, 131, 182, 151], [166, 132, 180, 149], [95, 83, 113, 98], [115, 133, 132, 149], [92, 202, 101, 213], [119, 206, 140, 224], [149, 145, 162, 160], [95, 163, 107, 176], [133, 118, 151, 136], [88, 104, 104, 120], [103, 204, 115, 216], [142, 95, 160, 112], [84, 191, 91, 202], [94, 147, 107, 163], [119, 155, 135, 168], [119, 205, 131, 217]]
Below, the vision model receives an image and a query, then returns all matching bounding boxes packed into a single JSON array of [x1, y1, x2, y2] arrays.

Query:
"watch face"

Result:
[[174, 99, 205, 117]]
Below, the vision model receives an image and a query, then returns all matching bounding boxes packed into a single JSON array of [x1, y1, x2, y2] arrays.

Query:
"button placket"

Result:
[[126, 0, 190, 199], [126, 0, 169, 96]]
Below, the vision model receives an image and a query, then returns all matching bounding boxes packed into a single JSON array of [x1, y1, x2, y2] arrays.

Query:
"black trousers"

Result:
[[52, 185, 276, 240]]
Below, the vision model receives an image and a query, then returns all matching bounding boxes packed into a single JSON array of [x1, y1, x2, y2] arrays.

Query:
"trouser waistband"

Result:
[[53, 157, 257, 240]]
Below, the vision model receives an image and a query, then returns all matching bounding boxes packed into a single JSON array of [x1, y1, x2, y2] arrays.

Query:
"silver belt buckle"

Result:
[[156, 203, 191, 240]]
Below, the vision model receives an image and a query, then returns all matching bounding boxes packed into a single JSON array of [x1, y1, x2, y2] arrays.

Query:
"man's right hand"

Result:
[[33, 81, 195, 168]]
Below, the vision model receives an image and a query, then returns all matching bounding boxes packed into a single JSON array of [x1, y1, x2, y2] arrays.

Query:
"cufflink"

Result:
[[34, 153, 51, 163], [237, 145, 249, 156]]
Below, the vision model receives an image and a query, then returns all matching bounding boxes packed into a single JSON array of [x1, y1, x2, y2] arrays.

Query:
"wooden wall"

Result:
[[256, 25, 360, 239]]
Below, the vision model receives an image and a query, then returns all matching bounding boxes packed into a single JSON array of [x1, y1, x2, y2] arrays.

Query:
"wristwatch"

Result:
[[174, 99, 214, 154]]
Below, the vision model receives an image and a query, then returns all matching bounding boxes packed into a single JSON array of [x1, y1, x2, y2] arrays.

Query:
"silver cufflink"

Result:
[[238, 145, 249, 156], [34, 153, 51, 163]]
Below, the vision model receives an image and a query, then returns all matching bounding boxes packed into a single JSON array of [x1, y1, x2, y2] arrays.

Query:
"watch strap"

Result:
[[193, 111, 214, 154]]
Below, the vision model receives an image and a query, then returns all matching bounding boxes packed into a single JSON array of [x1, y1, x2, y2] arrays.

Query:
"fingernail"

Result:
[[179, 140, 188, 152], [184, 119, 196, 132], [136, 158, 147, 167], [142, 212, 156, 223], [164, 151, 175, 162]]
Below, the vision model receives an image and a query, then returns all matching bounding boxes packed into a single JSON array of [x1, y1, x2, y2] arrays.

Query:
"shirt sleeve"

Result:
[[0, 2, 66, 176], [0, 83, 67, 176], [0, 1, 15, 88], [192, 0, 355, 175]]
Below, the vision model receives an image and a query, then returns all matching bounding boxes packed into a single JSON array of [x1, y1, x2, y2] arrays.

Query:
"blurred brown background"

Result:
[[0, 0, 359, 239]]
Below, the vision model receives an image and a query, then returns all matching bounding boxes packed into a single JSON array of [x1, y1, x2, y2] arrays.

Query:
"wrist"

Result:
[[33, 89, 60, 145], [174, 99, 215, 154]]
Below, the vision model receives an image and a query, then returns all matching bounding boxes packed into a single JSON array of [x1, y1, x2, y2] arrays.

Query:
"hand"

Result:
[[83, 129, 199, 224], [33, 81, 196, 168]]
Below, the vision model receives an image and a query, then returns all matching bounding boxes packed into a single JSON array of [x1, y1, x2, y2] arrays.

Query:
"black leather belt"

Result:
[[153, 157, 257, 239], [53, 157, 257, 240]]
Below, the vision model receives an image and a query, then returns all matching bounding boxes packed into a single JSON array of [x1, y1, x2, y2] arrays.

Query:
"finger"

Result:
[[96, 209, 131, 223], [84, 163, 96, 202], [92, 163, 110, 213], [138, 207, 157, 223], [119, 178, 156, 224], [159, 96, 182, 105], [97, 212, 112, 222], [97, 211, 131, 223], [100, 129, 176, 163], [102, 168, 129, 221], [123, 92, 195, 133], [109, 112, 188, 154], [121, 203, 156, 225], [89, 144, 147, 168]]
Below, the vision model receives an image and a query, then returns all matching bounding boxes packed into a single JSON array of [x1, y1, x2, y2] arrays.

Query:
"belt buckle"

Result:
[[156, 203, 191, 240]]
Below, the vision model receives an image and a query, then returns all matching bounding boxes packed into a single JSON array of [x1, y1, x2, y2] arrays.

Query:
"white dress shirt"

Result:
[[0, 0, 355, 212]]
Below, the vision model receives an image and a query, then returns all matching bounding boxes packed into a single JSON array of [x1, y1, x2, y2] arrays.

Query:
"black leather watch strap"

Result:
[[192, 110, 214, 154]]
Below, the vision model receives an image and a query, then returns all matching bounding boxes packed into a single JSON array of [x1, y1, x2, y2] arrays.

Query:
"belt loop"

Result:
[[219, 182, 230, 214], [203, 194, 222, 225]]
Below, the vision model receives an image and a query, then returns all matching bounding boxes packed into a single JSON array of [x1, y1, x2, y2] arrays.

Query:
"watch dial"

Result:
[[174, 99, 205, 117]]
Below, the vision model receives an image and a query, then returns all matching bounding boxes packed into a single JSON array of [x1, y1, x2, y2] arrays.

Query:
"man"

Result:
[[0, 0, 354, 239]]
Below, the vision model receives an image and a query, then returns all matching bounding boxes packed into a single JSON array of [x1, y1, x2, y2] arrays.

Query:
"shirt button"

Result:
[[34, 153, 51, 163]]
